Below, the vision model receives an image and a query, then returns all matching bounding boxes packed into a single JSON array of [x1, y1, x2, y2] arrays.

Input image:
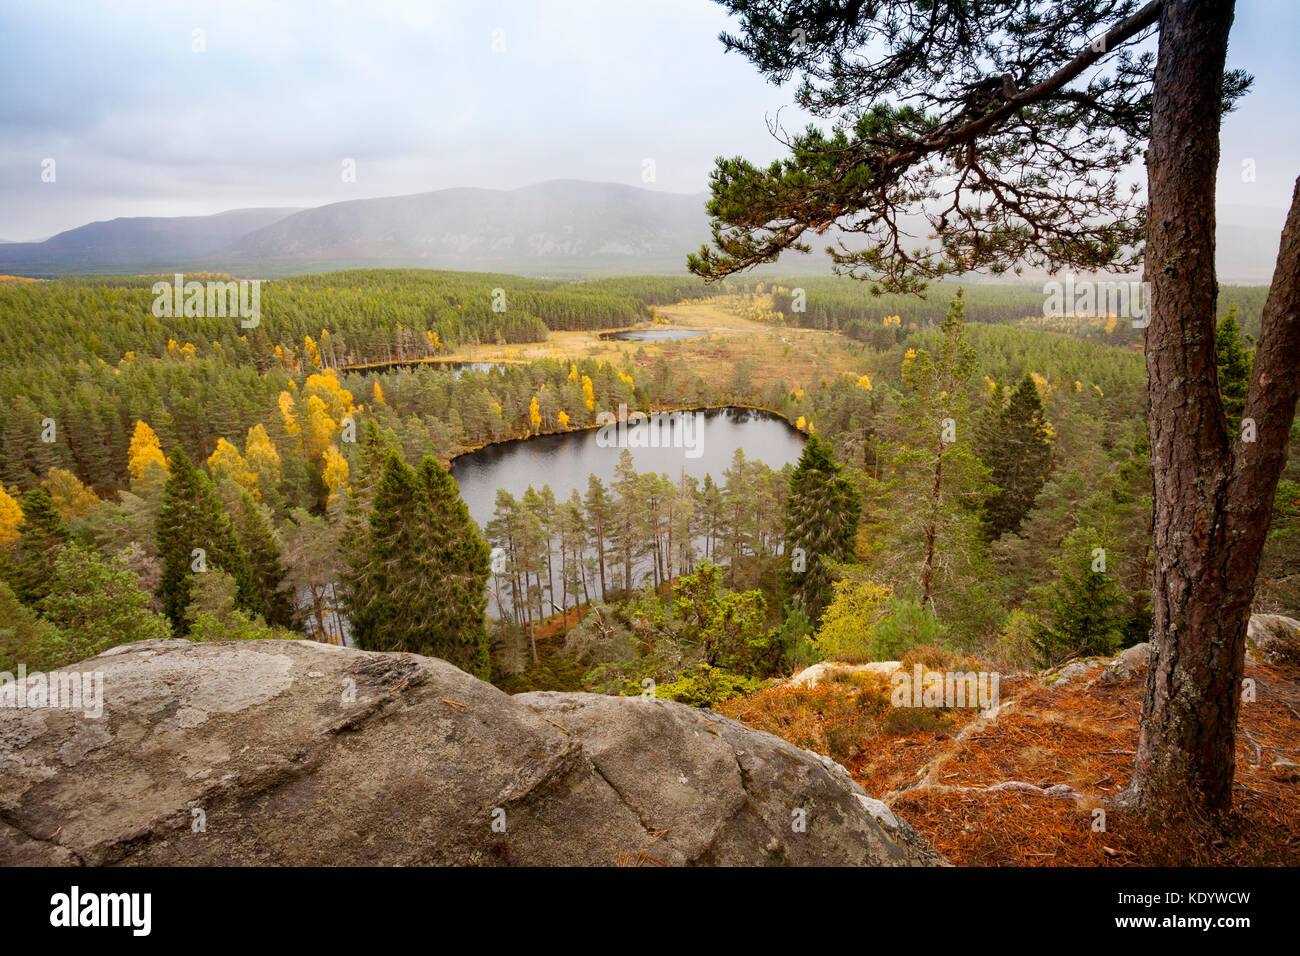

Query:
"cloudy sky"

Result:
[[1, 0, 1296, 241]]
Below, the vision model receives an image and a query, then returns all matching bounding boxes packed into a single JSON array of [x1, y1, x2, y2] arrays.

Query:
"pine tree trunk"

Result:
[[1129, 0, 1300, 815], [921, 453, 942, 609]]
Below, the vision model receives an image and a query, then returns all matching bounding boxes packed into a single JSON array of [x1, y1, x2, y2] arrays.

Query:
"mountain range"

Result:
[[0, 181, 1284, 281]]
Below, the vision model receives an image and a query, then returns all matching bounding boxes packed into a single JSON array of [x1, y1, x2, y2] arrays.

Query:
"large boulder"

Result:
[[0, 639, 944, 867], [1095, 642, 1152, 684], [1247, 614, 1300, 666], [786, 660, 902, 689]]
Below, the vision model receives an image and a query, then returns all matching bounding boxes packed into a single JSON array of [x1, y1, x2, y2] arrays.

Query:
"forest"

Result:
[[0, 269, 1293, 718]]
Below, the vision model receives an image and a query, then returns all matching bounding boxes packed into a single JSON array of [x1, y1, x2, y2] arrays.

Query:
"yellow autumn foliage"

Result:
[[0, 486, 21, 549], [127, 420, 168, 481], [42, 467, 99, 521], [208, 438, 260, 497]]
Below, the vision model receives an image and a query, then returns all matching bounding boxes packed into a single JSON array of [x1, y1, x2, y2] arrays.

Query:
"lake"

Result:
[[450, 406, 805, 531], [344, 360, 507, 376], [599, 328, 708, 342]]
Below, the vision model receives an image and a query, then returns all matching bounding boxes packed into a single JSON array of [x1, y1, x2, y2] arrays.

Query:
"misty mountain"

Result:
[[0, 182, 1283, 281], [0, 207, 300, 273], [222, 180, 713, 273]]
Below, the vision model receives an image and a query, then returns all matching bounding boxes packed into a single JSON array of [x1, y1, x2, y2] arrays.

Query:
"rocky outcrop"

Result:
[[1247, 614, 1300, 666], [1043, 658, 1108, 686], [786, 661, 902, 689], [0, 639, 944, 867], [1095, 642, 1152, 684]]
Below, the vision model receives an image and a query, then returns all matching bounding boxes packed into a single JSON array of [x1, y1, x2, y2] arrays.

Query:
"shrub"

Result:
[[0, 580, 68, 672], [993, 608, 1041, 670], [184, 570, 296, 643], [869, 598, 949, 660], [811, 579, 893, 662], [37, 544, 171, 666], [655, 664, 762, 708]]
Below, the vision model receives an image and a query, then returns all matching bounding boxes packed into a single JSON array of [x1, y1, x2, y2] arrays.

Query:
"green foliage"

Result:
[[1030, 527, 1126, 666], [344, 452, 491, 677], [672, 559, 777, 674], [37, 544, 171, 665], [184, 570, 297, 643], [978, 372, 1053, 538], [783, 433, 860, 622], [0, 579, 68, 672], [870, 292, 995, 633], [868, 598, 951, 661], [811, 578, 894, 662], [1216, 305, 1252, 436], [655, 663, 762, 708], [994, 608, 1042, 670], [7, 487, 69, 607], [156, 447, 256, 634], [232, 492, 294, 628]]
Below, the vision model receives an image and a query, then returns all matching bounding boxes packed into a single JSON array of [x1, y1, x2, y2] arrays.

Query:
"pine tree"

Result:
[[233, 492, 295, 628], [583, 475, 614, 601], [8, 487, 69, 606], [1216, 305, 1252, 437], [1030, 527, 1126, 667], [344, 453, 490, 677], [782, 433, 860, 623], [872, 292, 993, 630], [611, 450, 643, 596], [979, 372, 1053, 538], [156, 447, 256, 634]]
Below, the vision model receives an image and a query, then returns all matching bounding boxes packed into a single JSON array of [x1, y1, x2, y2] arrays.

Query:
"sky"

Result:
[[0, 0, 1296, 241]]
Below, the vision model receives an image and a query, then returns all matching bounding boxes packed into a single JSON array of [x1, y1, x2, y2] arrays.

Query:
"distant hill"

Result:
[[221, 180, 713, 274], [0, 182, 1284, 280], [0, 207, 300, 274]]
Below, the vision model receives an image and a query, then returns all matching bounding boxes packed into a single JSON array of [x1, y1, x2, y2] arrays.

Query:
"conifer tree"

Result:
[[1215, 305, 1252, 436], [8, 487, 69, 606], [583, 475, 614, 602], [1031, 527, 1126, 667], [782, 433, 860, 623], [873, 292, 994, 630], [611, 450, 643, 596], [418, 456, 491, 677], [344, 453, 490, 678], [979, 373, 1054, 538], [233, 492, 295, 628], [156, 447, 256, 633]]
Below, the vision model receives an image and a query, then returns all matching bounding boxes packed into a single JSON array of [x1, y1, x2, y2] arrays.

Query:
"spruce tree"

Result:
[[8, 487, 69, 607], [783, 433, 860, 623], [1215, 305, 1252, 437], [156, 447, 256, 634], [1030, 527, 1126, 667], [233, 492, 295, 628], [418, 456, 491, 677], [979, 372, 1053, 539], [344, 453, 490, 678]]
